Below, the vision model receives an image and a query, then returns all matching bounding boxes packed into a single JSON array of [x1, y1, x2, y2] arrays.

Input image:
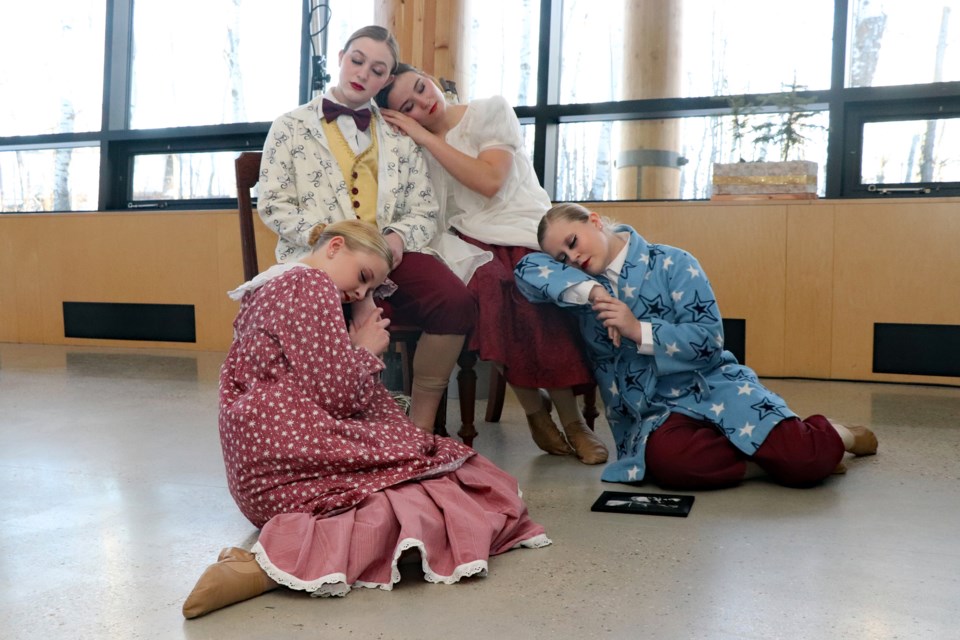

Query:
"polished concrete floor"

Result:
[[2, 342, 959, 640]]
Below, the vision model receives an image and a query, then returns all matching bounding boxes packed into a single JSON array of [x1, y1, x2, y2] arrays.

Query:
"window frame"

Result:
[[1, 0, 959, 211], [840, 89, 960, 198]]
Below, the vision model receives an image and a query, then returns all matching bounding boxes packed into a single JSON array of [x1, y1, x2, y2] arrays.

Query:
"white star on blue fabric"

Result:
[[537, 265, 554, 279], [622, 284, 636, 298], [665, 342, 681, 356], [686, 264, 701, 278], [627, 465, 640, 480], [609, 381, 619, 396], [739, 422, 756, 437], [671, 290, 684, 302], [737, 382, 753, 396], [710, 402, 725, 417], [662, 256, 674, 270], [640, 254, 650, 264]]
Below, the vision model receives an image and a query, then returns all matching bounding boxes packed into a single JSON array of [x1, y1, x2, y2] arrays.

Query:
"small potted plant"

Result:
[[712, 81, 824, 199]]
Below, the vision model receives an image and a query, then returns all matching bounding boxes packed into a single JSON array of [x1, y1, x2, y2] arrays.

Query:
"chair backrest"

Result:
[[235, 151, 263, 281]]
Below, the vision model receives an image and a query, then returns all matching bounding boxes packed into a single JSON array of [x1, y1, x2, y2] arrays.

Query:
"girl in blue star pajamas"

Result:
[[514, 203, 878, 489]]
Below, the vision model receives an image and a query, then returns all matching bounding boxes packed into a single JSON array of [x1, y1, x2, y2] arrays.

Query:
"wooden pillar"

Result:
[[376, 0, 467, 96], [616, 1, 683, 200]]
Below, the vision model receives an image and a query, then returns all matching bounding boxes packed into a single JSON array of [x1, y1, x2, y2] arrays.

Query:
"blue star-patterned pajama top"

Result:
[[514, 225, 797, 483]]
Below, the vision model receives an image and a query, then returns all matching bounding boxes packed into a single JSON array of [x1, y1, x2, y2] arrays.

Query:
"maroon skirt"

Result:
[[461, 235, 594, 389]]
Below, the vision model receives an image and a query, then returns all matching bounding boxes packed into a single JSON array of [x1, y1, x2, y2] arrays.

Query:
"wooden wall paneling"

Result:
[[5, 196, 960, 388], [30, 211, 226, 351], [0, 217, 21, 341], [1, 216, 46, 343], [784, 202, 835, 378], [215, 210, 245, 351], [831, 200, 960, 385], [377, 0, 464, 84], [432, 0, 465, 93]]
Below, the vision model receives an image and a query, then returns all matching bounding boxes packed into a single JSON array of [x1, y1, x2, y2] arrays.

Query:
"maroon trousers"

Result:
[[378, 252, 477, 335], [645, 413, 845, 489]]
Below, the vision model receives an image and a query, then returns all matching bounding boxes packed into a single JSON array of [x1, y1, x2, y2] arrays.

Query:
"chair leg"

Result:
[[484, 367, 508, 423], [433, 391, 449, 437], [455, 350, 478, 447], [581, 385, 599, 431]]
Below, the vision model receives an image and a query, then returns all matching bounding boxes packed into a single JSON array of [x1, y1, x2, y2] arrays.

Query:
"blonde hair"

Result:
[[308, 220, 394, 271], [342, 25, 400, 75], [537, 203, 619, 249]]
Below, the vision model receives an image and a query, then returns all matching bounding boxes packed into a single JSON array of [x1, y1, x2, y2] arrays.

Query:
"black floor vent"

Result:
[[723, 318, 746, 365], [873, 323, 960, 377], [63, 302, 196, 343]]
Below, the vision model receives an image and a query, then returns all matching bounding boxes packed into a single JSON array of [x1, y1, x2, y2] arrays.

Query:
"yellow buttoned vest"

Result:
[[320, 118, 379, 226]]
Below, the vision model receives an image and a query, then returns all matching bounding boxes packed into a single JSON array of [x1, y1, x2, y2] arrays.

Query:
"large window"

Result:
[[466, 0, 540, 106], [0, 1, 105, 212], [1, 0, 959, 212], [0, 1, 105, 138], [129, 0, 300, 130], [847, 0, 960, 88]]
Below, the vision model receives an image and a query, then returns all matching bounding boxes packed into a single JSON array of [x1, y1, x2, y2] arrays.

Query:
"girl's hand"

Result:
[[591, 290, 641, 348], [350, 295, 378, 329], [349, 306, 391, 357], [380, 108, 435, 147]]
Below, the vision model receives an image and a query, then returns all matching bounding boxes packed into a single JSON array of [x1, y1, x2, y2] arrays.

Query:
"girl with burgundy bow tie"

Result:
[[256, 25, 476, 435]]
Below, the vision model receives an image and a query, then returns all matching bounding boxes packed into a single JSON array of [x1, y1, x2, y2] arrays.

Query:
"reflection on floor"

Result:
[[2, 343, 958, 640]]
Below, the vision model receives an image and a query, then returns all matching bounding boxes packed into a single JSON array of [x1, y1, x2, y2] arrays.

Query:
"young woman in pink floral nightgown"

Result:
[[182, 221, 549, 619]]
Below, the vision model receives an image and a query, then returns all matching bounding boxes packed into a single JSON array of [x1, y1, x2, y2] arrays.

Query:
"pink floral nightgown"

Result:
[[219, 265, 549, 595]]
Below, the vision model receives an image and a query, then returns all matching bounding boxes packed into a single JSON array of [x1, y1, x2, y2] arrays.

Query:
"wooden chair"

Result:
[[234, 151, 478, 443]]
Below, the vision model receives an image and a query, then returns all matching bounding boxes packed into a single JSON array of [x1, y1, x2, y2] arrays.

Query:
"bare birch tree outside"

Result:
[[2, 1, 959, 211], [126, 0, 299, 203], [855, 1, 960, 185], [0, 1, 102, 212]]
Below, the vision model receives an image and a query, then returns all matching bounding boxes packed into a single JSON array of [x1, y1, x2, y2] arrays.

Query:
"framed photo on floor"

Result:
[[590, 491, 694, 517]]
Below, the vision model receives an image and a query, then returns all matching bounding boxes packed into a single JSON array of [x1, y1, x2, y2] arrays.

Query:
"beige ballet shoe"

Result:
[[562, 420, 609, 465], [845, 425, 878, 456], [182, 547, 278, 619], [832, 461, 848, 474], [526, 392, 573, 455]]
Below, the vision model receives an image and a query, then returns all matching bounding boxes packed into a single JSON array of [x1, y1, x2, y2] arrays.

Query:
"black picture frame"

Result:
[[590, 491, 695, 517]]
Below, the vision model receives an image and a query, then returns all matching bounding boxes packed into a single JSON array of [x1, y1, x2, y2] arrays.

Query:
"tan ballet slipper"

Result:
[[182, 547, 278, 619], [844, 424, 878, 456], [526, 392, 573, 455], [562, 420, 609, 465]]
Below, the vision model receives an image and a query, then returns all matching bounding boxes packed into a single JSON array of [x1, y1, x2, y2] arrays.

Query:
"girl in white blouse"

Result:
[[376, 65, 607, 464]]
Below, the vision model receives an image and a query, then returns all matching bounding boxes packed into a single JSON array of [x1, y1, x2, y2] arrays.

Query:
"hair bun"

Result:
[[307, 223, 328, 247]]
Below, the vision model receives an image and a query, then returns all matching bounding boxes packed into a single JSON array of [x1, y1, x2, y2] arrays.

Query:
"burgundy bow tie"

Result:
[[322, 99, 372, 131]]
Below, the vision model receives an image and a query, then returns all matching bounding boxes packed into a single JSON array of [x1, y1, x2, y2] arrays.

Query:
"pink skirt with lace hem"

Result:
[[250, 455, 550, 597]]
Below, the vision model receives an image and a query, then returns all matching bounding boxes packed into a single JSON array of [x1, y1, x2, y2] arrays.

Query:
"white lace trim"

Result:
[[251, 530, 549, 598], [227, 263, 308, 300]]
